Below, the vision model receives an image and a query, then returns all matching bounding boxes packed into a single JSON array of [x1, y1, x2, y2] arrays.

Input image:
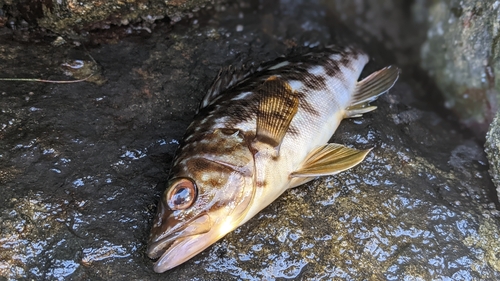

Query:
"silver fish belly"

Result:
[[147, 45, 400, 273]]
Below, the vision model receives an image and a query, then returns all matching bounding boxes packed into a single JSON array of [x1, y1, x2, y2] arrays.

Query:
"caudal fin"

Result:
[[344, 66, 399, 118]]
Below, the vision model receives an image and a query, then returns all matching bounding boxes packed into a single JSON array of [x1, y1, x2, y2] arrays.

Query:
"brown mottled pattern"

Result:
[[287, 125, 299, 137], [256, 180, 267, 188], [201, 63, 259, 110], [172, 46, 361, 177], [285, 71, 327, 91], [339, 57, 355, 71], [179, 129, 245, 159], [173, 128, 254, 175], [323, 59, 342, 78], [185, 157, 232, 190], [295, 91, 320, 116]]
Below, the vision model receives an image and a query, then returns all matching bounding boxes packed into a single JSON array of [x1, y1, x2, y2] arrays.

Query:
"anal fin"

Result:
[[254, 76, 299, 149], [291, 144, 371, 177], [345, 65, 399, 118]]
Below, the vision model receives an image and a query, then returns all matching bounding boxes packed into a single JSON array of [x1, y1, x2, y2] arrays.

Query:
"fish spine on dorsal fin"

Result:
[[256, 44, 364, 73], [198, 54, 294, 112], [283, 44, 346, 58], [199, 44, 365, 112], [199, 63, 258, 111]]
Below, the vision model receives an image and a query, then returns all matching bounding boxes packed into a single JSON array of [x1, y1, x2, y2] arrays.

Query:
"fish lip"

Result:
[[152, 229, 221, 273], [151, 235, 193, 273], [147, 231, 179, 260], [147, 212, 213, 269]]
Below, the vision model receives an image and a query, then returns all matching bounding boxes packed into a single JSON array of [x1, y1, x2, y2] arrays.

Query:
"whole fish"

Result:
[[147, 45, 399, 272]]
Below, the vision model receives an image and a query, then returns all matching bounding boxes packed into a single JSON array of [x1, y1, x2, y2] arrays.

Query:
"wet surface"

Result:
[[1, 0, 223, 40], [417, 0, 500, 134], [486, 112, 500, 196], [0, 0, 499, 280]]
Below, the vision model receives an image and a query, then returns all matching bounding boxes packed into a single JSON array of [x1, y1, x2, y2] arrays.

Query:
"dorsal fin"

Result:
[[198, 49, 323, 111], [199, 64, 257, 110]]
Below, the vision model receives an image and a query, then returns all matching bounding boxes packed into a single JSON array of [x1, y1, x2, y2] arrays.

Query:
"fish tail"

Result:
[[344, 65, 400, 118]]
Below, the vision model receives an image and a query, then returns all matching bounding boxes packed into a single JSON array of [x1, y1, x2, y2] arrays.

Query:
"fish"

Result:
[[147, 45, 399, 273]]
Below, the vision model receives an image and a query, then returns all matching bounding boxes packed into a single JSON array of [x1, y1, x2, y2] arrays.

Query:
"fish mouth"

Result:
[[148, 227, 223, 273], [147, 211, 218, 273]]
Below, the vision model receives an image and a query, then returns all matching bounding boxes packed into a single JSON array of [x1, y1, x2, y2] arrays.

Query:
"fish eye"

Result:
[[166, 178, 197, 210]]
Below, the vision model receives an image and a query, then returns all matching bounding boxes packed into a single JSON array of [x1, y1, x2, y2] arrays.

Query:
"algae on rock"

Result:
[[0, 0, 224, 38], [417, 0, 500, 134], [486, 111, 500, 198]]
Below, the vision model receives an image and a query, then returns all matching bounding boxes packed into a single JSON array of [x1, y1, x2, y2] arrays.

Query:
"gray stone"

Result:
[[0, 0, 498, 280], [0, 0, 225, 38], [323, 0, 424, 64], [486, 111, 500, 199], [416, 0, 500, 134]]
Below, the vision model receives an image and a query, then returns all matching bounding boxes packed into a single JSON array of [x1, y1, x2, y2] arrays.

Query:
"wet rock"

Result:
[[464, 218, 500, 273], [0, 0, 224, 38], [486, 112, 500, 197], [416, 0, 500, 134], [0, 7, 7, 28], [0, 0, 499, 280], [322, 1, 424, 65]]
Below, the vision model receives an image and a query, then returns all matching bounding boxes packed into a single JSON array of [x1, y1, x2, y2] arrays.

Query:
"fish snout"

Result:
[[147, 201, 177, 259]]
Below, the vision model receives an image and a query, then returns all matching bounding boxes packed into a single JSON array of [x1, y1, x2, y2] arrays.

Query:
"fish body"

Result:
[[147, 45, 399, 273]]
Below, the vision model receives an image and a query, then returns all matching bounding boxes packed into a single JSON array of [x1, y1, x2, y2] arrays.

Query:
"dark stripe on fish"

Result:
[[178, 46, 362, 165], [296, 91, 320, 116]]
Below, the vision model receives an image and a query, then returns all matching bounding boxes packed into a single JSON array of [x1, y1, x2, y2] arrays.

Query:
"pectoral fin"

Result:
[[345, 66, 399, 118], [254, 76, 299, 148], [291, 144, 371, 177]]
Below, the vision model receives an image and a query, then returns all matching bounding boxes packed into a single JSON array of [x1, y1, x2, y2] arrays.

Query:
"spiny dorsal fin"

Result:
[[254, 76, 299, 148], [345, 66, 399, 118], [200, 64, 257, 110], [291, 144, 371, 177]]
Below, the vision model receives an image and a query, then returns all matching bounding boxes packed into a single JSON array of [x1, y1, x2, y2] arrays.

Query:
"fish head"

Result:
[[147, 129, 256, 272]]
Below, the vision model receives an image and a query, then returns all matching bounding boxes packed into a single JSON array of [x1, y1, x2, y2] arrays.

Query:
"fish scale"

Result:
[[147, 45, 400, 273], [184, 47, 363, 146]]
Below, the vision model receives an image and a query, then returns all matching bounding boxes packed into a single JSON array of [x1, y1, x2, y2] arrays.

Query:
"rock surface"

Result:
[[0, 0, 499, 280], [0, 0, 224, 39], [322, 0, 425, 65], [486, 112, 500, 198], [416, 0, 500, 134]]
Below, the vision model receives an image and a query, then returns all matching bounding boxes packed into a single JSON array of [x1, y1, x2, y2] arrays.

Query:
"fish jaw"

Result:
[[147, 202, 216, 273], [147, 199, 214, 261], [148, 205, 245, 273], [150, 219, 235, 273]]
